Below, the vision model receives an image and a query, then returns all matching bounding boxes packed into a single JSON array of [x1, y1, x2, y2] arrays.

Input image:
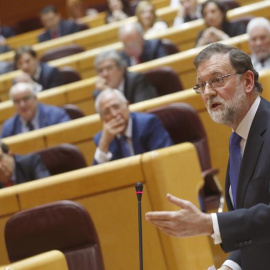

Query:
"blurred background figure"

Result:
[[0, 22, 16, 39], [136, 1, 167, 36], [118, 23, 168, 66], [247, 17, 270, 72], [66, 0, 98, 21], [1, 83, 70, 138], [38, 5, 82, 42], [14, 73, 43, 93], [196, 0, 246, 47], [173, 0, 201, 26], [0, 142, 50, 188], [14, 46, 63, 90], [105, 0, 132, 23], [93, 50, 157, 103]]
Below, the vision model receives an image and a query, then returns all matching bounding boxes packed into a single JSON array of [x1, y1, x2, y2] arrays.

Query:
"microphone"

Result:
[[135, 182, 143, 270]]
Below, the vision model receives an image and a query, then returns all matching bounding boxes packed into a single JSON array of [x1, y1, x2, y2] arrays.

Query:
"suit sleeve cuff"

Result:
[[211, 213, 222, 244], [223, 260, 242, 270], [94, 147, 113, 164]]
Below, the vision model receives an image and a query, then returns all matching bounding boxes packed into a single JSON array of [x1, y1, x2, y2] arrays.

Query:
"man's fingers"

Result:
[[167, 194, 192, 209]]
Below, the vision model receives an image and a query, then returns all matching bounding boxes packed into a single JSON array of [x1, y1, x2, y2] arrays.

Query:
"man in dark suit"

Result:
[[92, 89, 172, 165], [0, 142, 50, 188], [146, 43, 270, 270], [118, 22, 168, 66], [1, 82, 70, 138], [15, 46, 63, 90], [0, 24, 16, 39], [93, 50, 157, 103], [38, 5, 82, 42]]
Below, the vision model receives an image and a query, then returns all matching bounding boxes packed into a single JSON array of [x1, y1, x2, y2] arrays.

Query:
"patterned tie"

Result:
[[26, 121, 34, 131], [229, 132, 242, 208], [119, 135, 132, 158]]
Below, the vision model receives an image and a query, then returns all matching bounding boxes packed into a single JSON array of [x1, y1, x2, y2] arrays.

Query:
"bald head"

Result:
[[118, 23, 144, 58]]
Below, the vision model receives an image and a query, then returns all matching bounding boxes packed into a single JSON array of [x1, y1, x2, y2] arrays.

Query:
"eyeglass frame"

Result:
[[193, 73, 240, 94]]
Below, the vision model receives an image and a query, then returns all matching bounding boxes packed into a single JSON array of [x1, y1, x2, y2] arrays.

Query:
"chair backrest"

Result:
[[40, 44, 85, 62], [38, 144, 87, 175], [220, 0, 240, 11], [62, 104, 85, 119], [147, 103, 211, 171], [5, 200, 105, 270], [59, 66, 82, 84], [230, 15, 254, 27], [143, 66, 184, 97], [161, 39, 179, 55]]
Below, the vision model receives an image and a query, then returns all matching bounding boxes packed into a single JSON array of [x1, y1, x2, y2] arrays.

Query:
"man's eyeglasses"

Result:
[[193, 73, 238, 94], [13, 95, 34, 105]]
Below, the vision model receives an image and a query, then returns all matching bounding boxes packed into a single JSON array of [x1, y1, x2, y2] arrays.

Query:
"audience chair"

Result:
[[59, 66, 82, 84], [220, 0, 240, 11], [62, 104, 85, 119], [5, 200, 105, 270], [148, 103, 223, 212], [143, 66, 184, 96], [13, 17, 42, 34], [230, 15, 253, 27], [38, 143, 87, 175], [40, 44, 85, 62], [161, 39, 179, 55]]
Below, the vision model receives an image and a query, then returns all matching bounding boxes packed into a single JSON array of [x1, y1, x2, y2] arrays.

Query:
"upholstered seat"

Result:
[[62, 104, 85, 119], [59, 66, 82, 84], [5, 200, 105, 270], [161, 39, 179, 55]]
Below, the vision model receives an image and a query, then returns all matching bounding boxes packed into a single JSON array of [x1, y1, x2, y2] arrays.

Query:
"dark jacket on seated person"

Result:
[[0, 26, 16, 38], [0, 153, 50, 188], [93, 112, 172, 164], [38, 19, 82, 42], [1, 103, 71, 138], [120, 39, 168, 67], [93, 71, 157, 104], [36, 62, 63, 90]]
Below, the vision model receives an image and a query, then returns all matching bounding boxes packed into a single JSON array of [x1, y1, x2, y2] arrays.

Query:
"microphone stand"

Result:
[[135, 182, 143, 270]]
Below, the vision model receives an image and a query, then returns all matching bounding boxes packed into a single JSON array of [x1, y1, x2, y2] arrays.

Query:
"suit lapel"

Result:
[[236, 99, 268, 208]]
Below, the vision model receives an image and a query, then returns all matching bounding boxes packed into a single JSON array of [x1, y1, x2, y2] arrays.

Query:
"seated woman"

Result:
[[66, 0, 98, 21], [105, 0, 132, 23], [196, 0, 246, 47], [136, 1, 168, 36]]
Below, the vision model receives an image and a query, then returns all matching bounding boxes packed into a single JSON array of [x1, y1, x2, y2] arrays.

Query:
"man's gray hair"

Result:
[[9, 82, 36, 100], [94, 50, 127, 71], [95, 89, 127, 114], [247, 17, 270, 35], [118, 22, 144, 38]]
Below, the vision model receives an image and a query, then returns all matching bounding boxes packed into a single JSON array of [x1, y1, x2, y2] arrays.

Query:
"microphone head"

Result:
[[135, 182, 143, 201]]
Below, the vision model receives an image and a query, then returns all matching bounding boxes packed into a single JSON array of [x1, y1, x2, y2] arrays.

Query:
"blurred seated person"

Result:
[[14, 72, 43, 93], [0, 142, 50, 188], [247, 17, 270, 72], [38, 5, 82, 42], [0, 23, 16, 39], [196, 0, 246, 47], [93, 50, 157, 103], [136, 1, 168, 36], [106, 0, 132, 23], [66, 0, 98, 22], [15, 46, 63, 90], [173, 0, 201, 27], [92, 89, 172, 165], [1, 83, 70, 138], [118, 22, 168, 66]]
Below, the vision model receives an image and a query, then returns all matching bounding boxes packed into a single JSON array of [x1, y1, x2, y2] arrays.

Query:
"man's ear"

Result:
[[244, 70, 255, 94]]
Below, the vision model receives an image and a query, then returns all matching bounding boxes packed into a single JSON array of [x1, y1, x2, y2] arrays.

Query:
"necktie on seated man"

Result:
[[229, 132, 242, 208], [119, 135, 132, 157], [26, 121, 34, 131]]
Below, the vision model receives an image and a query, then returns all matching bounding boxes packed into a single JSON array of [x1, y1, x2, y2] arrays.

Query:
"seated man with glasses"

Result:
[[93, 50, 157, 104], [1, 82, 71, 138]]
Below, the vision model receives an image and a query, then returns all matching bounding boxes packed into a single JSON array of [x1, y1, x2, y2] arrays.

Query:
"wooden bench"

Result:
[[0, 143, 215, 269]]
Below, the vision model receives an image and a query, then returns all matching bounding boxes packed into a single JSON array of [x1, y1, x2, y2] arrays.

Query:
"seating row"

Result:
[[0, 0, 269, 99], [0, 143, 216, 269]]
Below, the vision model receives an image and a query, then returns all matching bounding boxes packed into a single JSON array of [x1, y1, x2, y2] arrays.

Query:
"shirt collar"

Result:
[[33, 64, 41, 81], [124, 116, 132, 138], [235, 95, 261, 140]]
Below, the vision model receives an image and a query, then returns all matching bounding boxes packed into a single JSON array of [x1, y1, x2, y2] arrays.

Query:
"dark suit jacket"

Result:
[[93, 112, 172, 164], [217, 97, 270, 270], [1, 103, 70, 138], [93, 71, 157, 104], [0, 26, 15, 38], [36, 62, 63, 90], [0, 153, 50, 188], [38, 20, 81, 42], [121, 39, 168, 66]]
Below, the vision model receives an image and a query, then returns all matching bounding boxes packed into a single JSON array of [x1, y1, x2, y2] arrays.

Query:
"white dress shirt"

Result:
[[211, 96, 261, 270]]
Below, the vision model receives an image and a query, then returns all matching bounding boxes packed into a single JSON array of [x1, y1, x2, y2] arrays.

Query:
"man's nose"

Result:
[[203, 83, 216, 97]]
